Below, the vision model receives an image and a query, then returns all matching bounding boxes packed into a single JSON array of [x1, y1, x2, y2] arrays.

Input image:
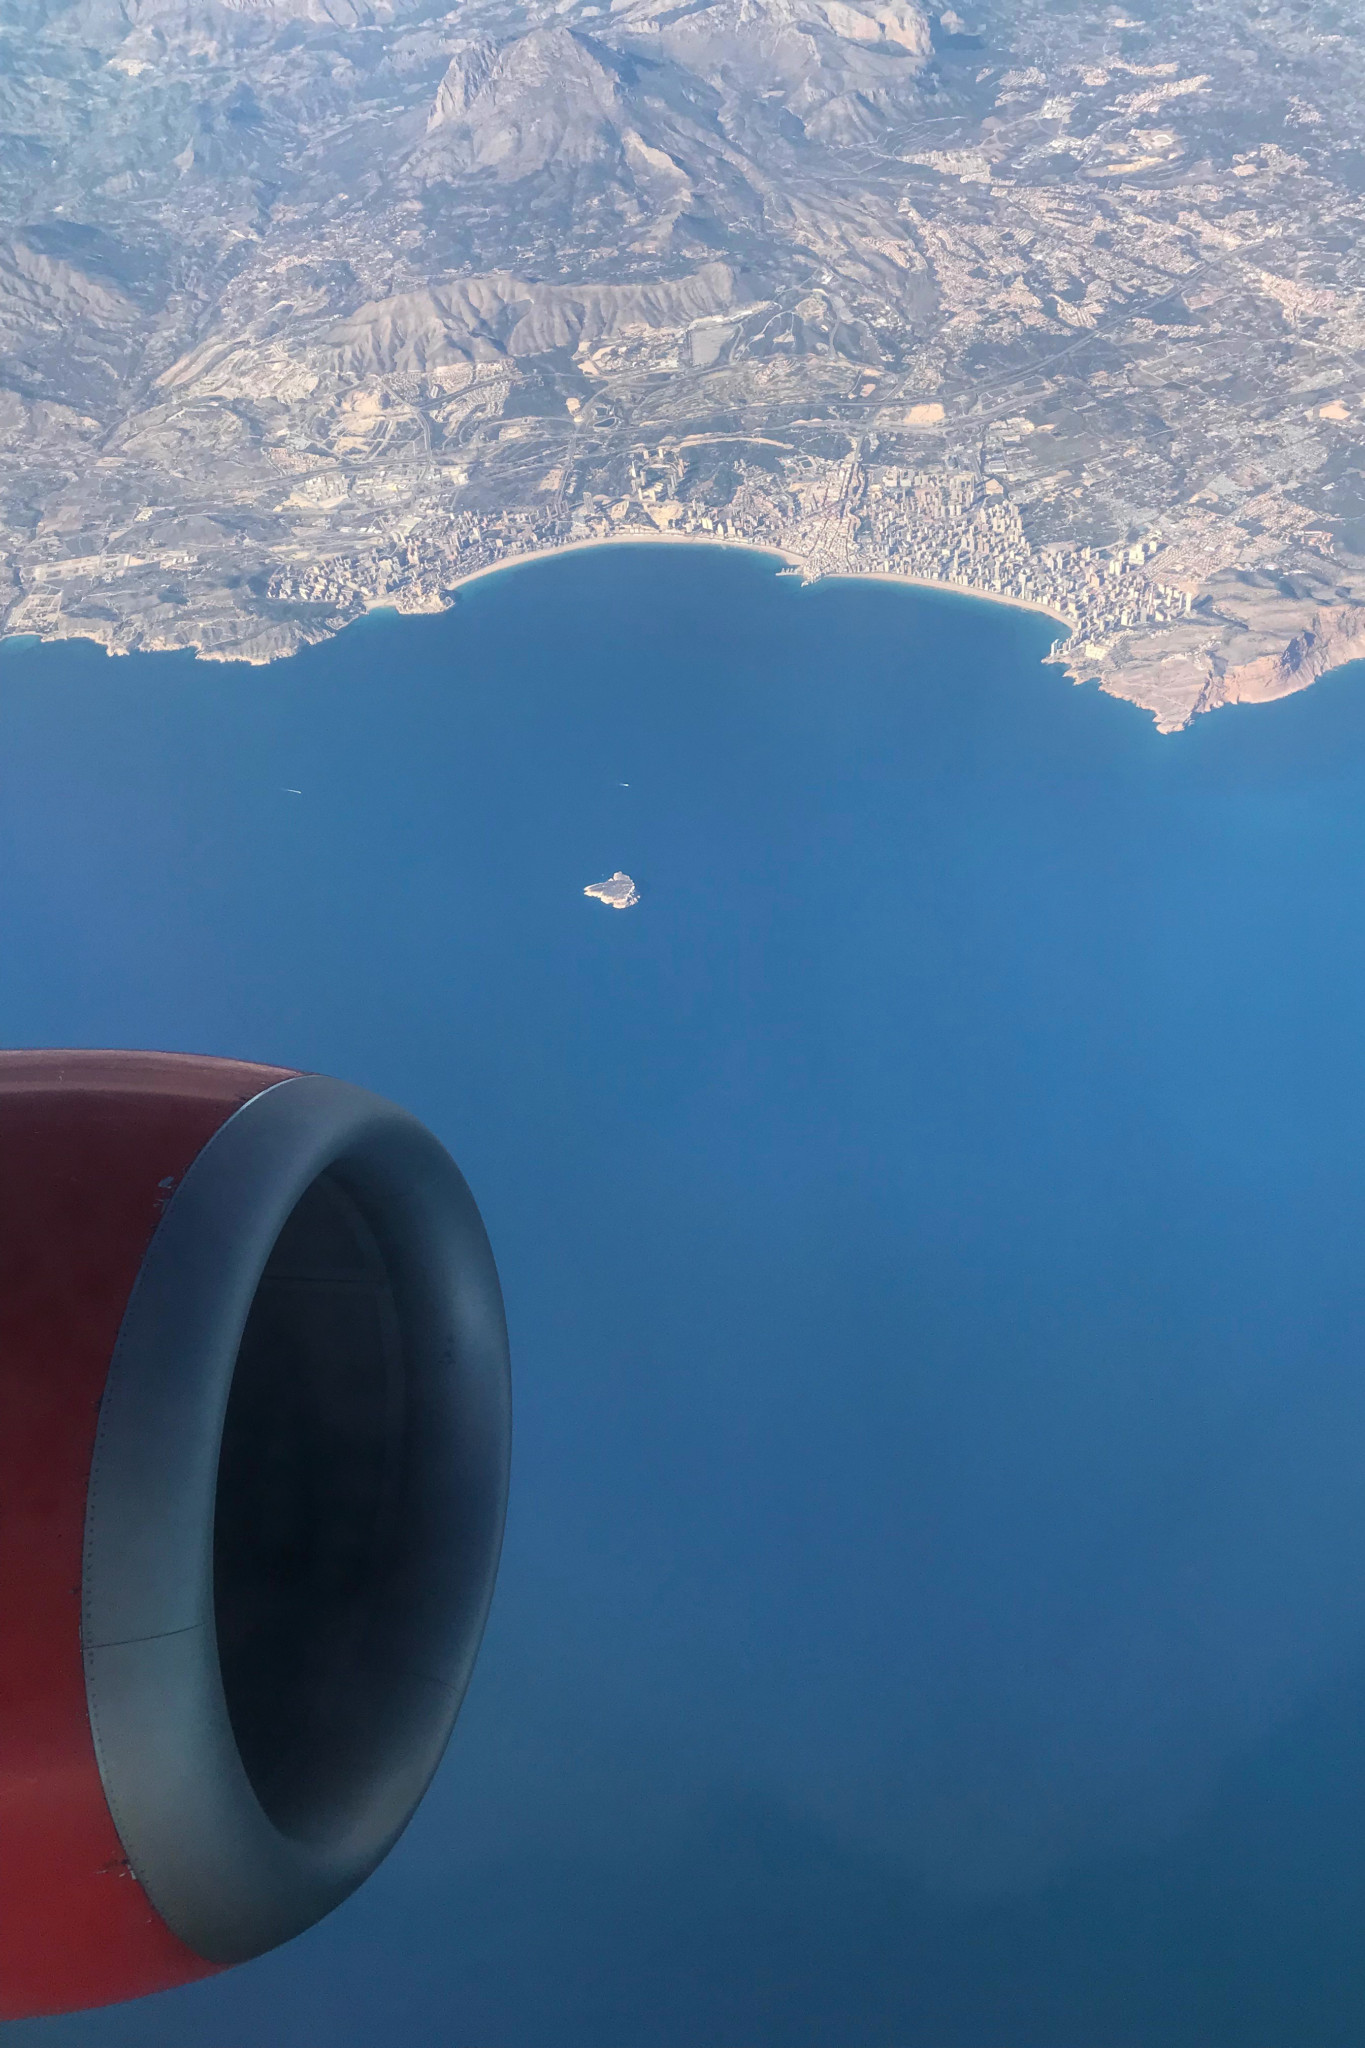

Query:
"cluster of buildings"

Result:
[[267, 448, 1192, 663]]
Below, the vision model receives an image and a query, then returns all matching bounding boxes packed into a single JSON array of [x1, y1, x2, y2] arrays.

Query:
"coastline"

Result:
[[435, 530, 1077, 637], [0, 530, 1077, 674]]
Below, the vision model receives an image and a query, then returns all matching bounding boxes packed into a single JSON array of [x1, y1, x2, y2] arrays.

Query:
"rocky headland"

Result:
[[4, 0, 1365, 730]]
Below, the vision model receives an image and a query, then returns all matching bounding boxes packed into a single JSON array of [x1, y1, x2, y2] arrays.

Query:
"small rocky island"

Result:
[[584, 873, 640, 910]]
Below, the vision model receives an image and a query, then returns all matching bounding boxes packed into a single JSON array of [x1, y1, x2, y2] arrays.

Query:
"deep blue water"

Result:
[[6, 544, 1365, 2046]]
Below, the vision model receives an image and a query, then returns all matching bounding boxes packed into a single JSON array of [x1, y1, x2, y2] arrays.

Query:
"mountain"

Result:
[[2, 0, 1364, 725]]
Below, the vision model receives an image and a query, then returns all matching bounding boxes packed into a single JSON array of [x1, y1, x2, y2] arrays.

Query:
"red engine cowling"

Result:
[[0, 1051, 511, 2020]]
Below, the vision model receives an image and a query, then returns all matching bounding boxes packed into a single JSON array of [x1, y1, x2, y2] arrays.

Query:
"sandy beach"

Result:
[[2, 529, 1076, 671], [436, 529, 1077, 639]]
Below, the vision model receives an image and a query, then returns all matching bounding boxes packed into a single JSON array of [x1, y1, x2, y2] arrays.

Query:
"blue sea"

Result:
[[7, 543, 1365, 2046]]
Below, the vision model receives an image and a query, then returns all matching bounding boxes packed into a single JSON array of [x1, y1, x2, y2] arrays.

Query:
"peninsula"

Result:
[[3, 0, 1365, 731]]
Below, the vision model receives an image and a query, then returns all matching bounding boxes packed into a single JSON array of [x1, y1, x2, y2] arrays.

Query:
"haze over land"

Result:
[[5, 0, 1365, 726]]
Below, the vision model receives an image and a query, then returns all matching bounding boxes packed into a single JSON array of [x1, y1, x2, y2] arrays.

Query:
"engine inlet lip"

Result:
[[81, 1072, 511, 1966]]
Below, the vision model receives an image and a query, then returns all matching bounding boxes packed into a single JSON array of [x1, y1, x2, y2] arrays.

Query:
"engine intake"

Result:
[[0, 1052, 511, 2019]]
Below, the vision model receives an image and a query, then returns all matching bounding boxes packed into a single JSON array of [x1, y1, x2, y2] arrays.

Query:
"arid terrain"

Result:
[[5, 0, 1365, 726]]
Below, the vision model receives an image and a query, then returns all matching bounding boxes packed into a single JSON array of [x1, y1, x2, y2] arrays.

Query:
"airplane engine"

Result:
[[0, 1050, 511, 2020]]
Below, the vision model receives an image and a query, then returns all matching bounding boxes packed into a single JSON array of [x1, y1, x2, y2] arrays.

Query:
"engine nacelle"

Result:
[[0, 1051, 511, 2019]]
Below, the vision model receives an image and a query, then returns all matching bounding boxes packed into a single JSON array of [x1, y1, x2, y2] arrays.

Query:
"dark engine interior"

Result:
[[213, 1172, 407, 1842]]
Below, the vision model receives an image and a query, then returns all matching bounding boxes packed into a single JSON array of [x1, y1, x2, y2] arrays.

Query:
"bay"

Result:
[[6, 542, 1365, 2047]]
